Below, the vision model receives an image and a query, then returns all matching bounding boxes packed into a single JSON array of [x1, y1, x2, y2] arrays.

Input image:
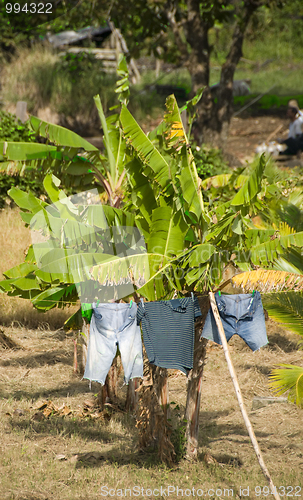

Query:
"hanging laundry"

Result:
[[137, 296, 202, 374], [201, 292, 268, 351], [84, 302, 143, 386]]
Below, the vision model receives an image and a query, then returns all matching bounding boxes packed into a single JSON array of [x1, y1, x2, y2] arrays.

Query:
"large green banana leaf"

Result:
[[3, 262, 38, 279], [147, 205, 188, 257], [8, 187, 47, 214], [0, 141, 57, 161], [185, 243, 215, 267], [30, 116, 98, 151], [124, 158, 157, 225], [120, 104, 173, 189], [231, 154, 267, 206], [31, 285, 77, 310], [249, 231, 303, 265], [206, 212, 237, 243], [93, 95, 122, 188]]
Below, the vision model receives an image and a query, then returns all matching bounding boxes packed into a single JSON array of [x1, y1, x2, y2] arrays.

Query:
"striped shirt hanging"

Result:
[[137, 296, 202, 374]]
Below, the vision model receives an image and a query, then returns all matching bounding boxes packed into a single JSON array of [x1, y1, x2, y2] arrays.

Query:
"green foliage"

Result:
[[193, 144, 229, 180], [263, 292, 303, 342], [0, 110, 35, 143], [55, 52, 98, 82], [168, 403, 187, 462], [2, 88, 303, 311], [269, 364, 303, 407], [0, 110, 40, 207], [51, 54, 117, 125]]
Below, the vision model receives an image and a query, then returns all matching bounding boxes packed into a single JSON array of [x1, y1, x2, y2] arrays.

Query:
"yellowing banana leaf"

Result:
[[91, 252, 162, 292], [0, 160, 20, 174], [269, 364, 303, 407], [30, 116, 98, 151], [165, 95, 205, 221], [201, 174, 248, 190], [232, 270, 303, 293]]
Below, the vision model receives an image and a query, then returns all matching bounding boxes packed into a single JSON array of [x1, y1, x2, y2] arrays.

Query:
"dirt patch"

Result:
[[226, 115, 288, 163]]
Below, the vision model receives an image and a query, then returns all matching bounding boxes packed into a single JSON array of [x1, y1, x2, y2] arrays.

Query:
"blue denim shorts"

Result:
[[201, 292, 268, 351], [84, 302, 143, 385]]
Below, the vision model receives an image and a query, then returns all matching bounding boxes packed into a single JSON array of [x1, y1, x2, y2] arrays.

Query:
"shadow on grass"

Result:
[[242, 363, 272, 376], [267, 332, 299, 352], [199, 410, 271, 447], [0, 349, 73, 368], [8, 414, 121, 444], [68, 446, 245, 470], [8, 380, 97, 401]]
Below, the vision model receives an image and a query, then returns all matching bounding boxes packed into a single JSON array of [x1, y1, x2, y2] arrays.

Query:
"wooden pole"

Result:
[[209, 292, 281, 500]]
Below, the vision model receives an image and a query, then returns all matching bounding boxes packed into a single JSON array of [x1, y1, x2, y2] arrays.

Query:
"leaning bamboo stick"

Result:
[[209, 292, 281, 500], [265, 123, 283, 144]]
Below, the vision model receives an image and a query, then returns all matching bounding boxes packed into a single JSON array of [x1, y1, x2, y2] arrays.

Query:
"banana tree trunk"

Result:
[[154, 367, 169, 419], [125, 378, 141, 412], [185, 296, 209, 460], [79, 319, 90, 375]]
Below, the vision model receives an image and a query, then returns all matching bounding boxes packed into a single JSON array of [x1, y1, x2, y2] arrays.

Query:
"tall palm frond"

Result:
[[262, 292, 303, 340]]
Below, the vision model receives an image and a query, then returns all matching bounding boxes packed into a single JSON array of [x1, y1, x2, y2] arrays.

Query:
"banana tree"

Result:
[[2, 89, 303, 462]]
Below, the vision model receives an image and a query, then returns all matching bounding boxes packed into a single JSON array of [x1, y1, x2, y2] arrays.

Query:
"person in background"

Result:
[[279, 99, 303, 155]]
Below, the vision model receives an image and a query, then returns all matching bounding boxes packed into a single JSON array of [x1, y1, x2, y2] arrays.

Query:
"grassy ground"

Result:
[[0, 322, 302, 500]]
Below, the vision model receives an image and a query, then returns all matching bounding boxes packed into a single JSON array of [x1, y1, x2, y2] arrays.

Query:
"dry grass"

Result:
[[1, 45, 59, 113], [0, 320, 302, 500], [0, 207, 77, 329]]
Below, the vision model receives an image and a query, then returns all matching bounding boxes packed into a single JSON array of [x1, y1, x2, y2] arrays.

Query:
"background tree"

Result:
[[107, 0, 288, 147]]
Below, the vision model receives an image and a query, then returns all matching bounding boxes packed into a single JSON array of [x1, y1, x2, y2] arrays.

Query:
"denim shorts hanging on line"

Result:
[[83, 302, 143, 386], [201, 291, 268, 351]]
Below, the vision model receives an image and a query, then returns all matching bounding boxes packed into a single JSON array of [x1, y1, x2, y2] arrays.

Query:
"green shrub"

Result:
[[0, 110, 35, 142], [192, 144, 230, 180], [51, 52, 117, 128]]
